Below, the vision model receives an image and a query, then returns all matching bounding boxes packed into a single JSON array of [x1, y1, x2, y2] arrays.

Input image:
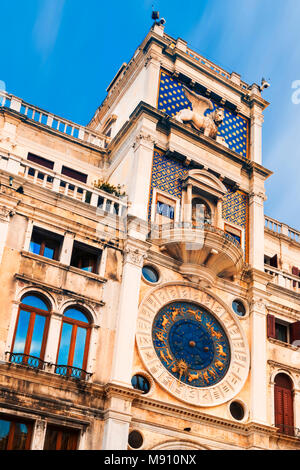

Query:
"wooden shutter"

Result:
[[270, 254, 278, 268], [290, 321, 300, 345], [274, 387, 284, 433], [267, 314, 276, 339], [292, 266, 299, 287]]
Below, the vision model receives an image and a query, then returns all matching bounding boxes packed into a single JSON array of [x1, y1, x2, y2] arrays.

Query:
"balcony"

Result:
[[6, 352, 92, 381], [0, 153, 128, 218], [264, 265, 300, 294], [148, 222, 244, 284], [0, 90, 109, 149]]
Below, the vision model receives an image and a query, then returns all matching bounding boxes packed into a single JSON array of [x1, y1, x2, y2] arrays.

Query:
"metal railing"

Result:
[[0, 90, 108, 149], [54, 365, 92, 381], [6, 352, 47, 370], [5, 352, 91, 381]]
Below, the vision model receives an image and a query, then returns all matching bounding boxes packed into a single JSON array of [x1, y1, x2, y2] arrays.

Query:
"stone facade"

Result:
[[0, 23, 299, 450]]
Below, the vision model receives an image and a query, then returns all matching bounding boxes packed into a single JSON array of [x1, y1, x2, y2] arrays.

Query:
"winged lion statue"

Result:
[[175, 85, 225, 140]]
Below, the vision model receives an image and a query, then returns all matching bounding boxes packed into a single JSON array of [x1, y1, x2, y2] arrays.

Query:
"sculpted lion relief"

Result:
[[175, 85, 226, 144]]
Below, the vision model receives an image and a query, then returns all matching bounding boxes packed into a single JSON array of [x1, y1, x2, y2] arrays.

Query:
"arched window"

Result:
[[274, 373, 294, 436], [192, 198, 211, 225], [55, 307, 91, 380], [11, 294, 50, 368]]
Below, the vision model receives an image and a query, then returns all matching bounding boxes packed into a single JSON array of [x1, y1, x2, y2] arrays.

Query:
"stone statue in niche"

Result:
[[175, 85, 225, 140]]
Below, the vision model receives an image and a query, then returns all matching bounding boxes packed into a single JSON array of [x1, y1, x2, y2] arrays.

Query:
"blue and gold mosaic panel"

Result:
[[148, 149, 188, 220], [152, 301, 231, 388], [157, 71, 249, 159], [222, 186, 248, 229]]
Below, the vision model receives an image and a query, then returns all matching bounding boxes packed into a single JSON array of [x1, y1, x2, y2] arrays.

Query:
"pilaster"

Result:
[[110, 238, 148, 387]]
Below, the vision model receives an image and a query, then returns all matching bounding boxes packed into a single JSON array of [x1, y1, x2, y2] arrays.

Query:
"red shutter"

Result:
[[274, 387, 284, 432], [290, 321, 300, 345], [267, 314, 276, 339], [292, 266, 299, 287]]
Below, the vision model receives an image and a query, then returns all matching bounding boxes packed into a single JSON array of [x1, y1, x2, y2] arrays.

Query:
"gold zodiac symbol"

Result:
[[208, 367, 217, 379], [165, 348, 173, 361], [156, 330, 167, 342], [188, 372, 199, 382], [215, 360, 224, 370], [161, 315, 169, 329], [206, 322, 222, 340], [172, 359, 189, 382], [160, 350, 170, 365], [216, 344, 227, 357], [171, 308, 180, 322], [203, 371, 210, 384]]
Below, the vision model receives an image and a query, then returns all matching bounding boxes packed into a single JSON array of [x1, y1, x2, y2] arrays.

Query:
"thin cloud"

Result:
[[32, 0, 66, 59]]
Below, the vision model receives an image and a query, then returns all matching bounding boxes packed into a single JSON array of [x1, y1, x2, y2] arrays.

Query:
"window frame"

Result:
[[56, 308, 91, 376], [29, 227, 62, 261], [11, 295, 50, 364], [0, 415, 33, 450], [43, 424, 79, 450]]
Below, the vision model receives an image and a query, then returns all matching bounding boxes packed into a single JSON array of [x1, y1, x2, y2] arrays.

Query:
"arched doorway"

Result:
[[274, 373, 294, 436]]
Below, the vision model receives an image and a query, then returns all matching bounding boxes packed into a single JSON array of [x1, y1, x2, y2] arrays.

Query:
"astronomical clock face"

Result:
[[152, 301, 230, 388], [136, 284, 249, 407]]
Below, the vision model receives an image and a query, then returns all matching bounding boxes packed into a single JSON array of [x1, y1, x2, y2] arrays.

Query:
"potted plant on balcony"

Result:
[[93, 179, 127, 198]]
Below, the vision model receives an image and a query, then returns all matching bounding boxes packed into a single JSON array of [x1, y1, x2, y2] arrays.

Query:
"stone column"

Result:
[[250, 298, 268, 424], [44, 312, 62, 367], [249, 88, 264, 165], [249, 190, 265, 271], [110, 239, 147, 386], [144, 44, 162, 107], [128, 129, 156, 222], [0, 206, 14, 264], [101, 390, 133, 450], [31, 418, 47, 450], [60, 231, 75, 265]]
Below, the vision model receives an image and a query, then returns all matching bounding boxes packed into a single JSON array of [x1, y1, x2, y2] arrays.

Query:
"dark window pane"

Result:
[[61, 166, 87, 183], [12, 422, 29, 450], [44, 427, 59, 450], [21, 295, 48, 311], [131, 375, 150, 393], [27, 153, 54, 170], [276, 323, 288, 343], [232, 300, 246, 317]]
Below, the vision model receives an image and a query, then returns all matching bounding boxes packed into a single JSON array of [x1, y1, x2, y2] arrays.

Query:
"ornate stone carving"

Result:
[[124, 246, 147, 267], [175, 85, 224, 139], [0, 206, 15, 222], [136, 282, 250, 407], [133, 131, 156, 149]]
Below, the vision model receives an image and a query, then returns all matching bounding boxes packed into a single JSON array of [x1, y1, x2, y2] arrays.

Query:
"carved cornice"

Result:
[[132, 131, 156, 150], [0, 205, 15, 222]]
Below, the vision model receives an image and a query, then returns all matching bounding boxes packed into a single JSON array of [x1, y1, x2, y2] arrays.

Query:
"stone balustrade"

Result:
[[0, 90, 109, 149], [0, 154, 127, 217], [265, 215, 300, 244], [264, 265, 300, 293]]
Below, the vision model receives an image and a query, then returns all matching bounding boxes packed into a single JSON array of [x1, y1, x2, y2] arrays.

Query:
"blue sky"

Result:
[[1, 0, 299, 228]]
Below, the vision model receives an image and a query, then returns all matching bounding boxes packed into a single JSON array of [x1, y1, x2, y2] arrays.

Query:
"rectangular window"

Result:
[[0, 416, 32, 450], [264, 254, 278, 268], [155, 193, 176, 226], [29, 227, 63, 261], [61, 166, 87, 184], [27, 153, 54, 170], [70, 241, 102, 274], [275, 321, 288, 343], [224, 224, 242, 245], [43, 425, 79, 450]]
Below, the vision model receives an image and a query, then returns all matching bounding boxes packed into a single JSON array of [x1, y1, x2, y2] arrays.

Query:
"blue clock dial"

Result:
[[152, 301, 231, 387]]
